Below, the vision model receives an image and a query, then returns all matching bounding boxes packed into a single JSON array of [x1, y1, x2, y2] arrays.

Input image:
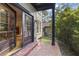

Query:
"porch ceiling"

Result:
[[31, 3, 55, 11]]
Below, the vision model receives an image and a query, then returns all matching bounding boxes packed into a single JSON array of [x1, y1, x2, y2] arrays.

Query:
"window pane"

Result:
[[24, 14, 32, 36], [0, 9, 8, 31]]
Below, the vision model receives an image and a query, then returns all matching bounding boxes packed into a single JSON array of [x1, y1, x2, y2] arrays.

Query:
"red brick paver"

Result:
[[27, 41, 61, 56], [12, 42, 38, 56]]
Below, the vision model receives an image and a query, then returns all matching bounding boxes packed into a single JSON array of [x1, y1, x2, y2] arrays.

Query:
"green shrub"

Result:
[[56, 6, 79, 55]]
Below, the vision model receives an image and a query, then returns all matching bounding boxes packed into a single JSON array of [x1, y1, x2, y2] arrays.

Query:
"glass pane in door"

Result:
[[23, 13, 32, 46]]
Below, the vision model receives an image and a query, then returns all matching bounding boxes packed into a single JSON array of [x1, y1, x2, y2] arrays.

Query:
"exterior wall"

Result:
[[9, 3, 37, 47], [19, 3, 36, 13], [33, 11, 43, 40], [0, 3, 42, 55], [19, 3, 43, 41], [8, 3, 38, 48], [8, 3, 43, 45]]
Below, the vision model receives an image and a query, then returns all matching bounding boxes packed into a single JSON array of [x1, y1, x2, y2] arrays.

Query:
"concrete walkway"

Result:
[[27, 41, 61, 56]]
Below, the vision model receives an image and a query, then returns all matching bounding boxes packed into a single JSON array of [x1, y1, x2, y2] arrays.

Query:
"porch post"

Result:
[[32, 16, 34, 42], [52, 3, 55, 45]]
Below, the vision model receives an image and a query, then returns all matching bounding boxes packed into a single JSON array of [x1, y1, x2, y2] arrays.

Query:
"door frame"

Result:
[[22, 12, 34, 47]]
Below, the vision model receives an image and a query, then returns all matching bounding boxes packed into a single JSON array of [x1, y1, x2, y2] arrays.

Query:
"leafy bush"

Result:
[[56, 5, 79, 55]]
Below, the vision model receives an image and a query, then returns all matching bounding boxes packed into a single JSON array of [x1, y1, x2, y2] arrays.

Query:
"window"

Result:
[[25, 15, 32, 33], [35, 20, 41, 33], [0, 8, 15, 41], [0, 4, 15, 52], [0, 9, 8, 31]]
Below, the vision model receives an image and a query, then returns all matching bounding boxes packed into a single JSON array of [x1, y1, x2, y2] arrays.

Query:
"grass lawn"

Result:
[[41, 36, 51, 44]]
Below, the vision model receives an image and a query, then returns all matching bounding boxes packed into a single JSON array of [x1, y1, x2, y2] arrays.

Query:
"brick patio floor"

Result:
[[27, 41, 61, 56], [12, 41, 38, 56], [11, 39, 61, 56]]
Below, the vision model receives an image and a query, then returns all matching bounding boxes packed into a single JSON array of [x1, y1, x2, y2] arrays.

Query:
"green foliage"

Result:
[[56, 4, 79, 55], [41, 36, 50, 44]]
